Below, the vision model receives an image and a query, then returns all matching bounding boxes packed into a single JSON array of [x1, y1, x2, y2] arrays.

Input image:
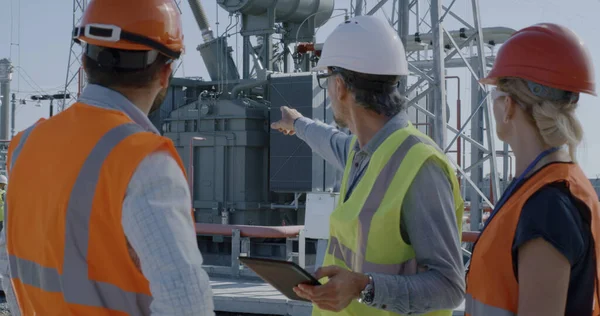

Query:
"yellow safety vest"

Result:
[[313, 123, 464, 316]]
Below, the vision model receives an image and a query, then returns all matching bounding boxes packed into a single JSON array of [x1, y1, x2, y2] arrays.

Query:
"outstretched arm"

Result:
[[271, 106, 353, 172], [294, 117, 353, 172], [123, 150, 214, 316]]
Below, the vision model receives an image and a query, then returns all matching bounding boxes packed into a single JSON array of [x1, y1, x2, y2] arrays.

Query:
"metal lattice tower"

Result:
[[59, 0, 88, 112], [353, 0, 510, 231]]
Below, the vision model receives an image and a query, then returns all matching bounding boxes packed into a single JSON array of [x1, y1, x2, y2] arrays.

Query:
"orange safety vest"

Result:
[[5, 102, 189, 315], [465, 163, 600, 316]]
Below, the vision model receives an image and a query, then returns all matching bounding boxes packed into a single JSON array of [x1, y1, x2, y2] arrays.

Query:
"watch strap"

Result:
[[358, 274, 375, 305]]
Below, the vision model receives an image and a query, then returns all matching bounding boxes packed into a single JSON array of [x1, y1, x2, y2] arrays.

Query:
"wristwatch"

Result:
[[358, 274, 375, 305]]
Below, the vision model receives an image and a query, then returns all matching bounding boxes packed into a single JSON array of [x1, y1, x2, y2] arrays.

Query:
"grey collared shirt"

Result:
[[78, 84, 161, 134], [295, 110, 465, 314]]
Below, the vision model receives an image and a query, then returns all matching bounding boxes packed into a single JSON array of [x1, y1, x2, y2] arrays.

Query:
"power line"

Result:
[[13, 67, 45, 95], [7, 0, 22, 92]]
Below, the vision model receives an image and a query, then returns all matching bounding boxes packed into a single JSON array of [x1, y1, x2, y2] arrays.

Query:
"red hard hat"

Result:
[[74, 0, 184, 60], [481, 23, 596, 96]]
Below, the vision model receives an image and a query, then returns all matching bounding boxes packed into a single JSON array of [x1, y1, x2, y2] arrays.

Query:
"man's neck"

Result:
[[349, 108, 390, 149], [110, 86, 155, 115]]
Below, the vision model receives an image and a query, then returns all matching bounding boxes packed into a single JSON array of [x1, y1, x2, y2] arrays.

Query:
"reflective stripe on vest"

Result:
[[7, 122, 152, 315], [327, 133, 453, 275], [9, 123, 37, 170], [465, 294, 516, 316], [327, 134, 423, 274]]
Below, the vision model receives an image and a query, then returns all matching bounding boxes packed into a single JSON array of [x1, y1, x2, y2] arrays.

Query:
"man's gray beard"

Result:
[[334, 114, 347, 128]]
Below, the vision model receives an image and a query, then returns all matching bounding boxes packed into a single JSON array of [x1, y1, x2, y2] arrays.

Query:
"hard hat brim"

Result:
[[311, 64, 327, 73], [479, 76, 497, 86]]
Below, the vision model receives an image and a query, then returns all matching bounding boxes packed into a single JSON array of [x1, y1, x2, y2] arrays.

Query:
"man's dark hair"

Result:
[[336, 67, 406, 117], [83, 48, 170, 89]]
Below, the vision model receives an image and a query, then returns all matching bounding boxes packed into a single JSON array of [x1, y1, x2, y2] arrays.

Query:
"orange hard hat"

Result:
[[481, 23, 596, 96], [73, 0, 184, 60]]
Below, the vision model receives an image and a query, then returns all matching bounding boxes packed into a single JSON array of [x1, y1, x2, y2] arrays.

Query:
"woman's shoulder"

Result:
[[515, 181, 590, 266]]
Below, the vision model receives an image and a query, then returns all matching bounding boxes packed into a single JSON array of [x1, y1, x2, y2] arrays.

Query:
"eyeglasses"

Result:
[[316, 67, 342, 89], [490, 88, 509, 101]]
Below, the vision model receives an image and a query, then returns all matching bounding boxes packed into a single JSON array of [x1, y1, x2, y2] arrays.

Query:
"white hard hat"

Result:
[[313, 15, 409, 76], [0, 175, 7, 185]]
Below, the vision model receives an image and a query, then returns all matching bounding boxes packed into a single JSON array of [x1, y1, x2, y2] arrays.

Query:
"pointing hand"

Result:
[[270, 106, 303, 135]]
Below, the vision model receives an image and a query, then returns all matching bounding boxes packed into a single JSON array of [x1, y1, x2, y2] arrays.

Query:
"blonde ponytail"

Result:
[[497, 78, 583, 161]]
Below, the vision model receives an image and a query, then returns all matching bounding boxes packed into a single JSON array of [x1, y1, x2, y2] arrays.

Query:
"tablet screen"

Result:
[[239, 257, 320, 302]]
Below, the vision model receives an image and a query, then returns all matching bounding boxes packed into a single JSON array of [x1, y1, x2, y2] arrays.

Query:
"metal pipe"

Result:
[[502, 141, 510, 190], [196, 223, 304, 238], [230, 80, 269, 98], [194, 132, 236, 224], [464, 205, 492, 213], [0, 59, 11, 141], [462, 231, 479, 243], [355, 0, 364, 16], [397, 0, 410, 94], [446, 76, 461, 186], [469, 63, 484, 231], [0, 82, 9, 140], [188, 136, 206, 195], [272, 204, 306, 210], [462, 134, 466, 195], [10, 93, 15, 138], [496, 148, 514, 190], [195, 223, 481, 243], [262, 203, 306, 210], [259, 193, 306, 210], [78, 67, 84, 101], [430, 0, 446, 148], [508, 155, 513, 181], [366, 0, 390, 16], [489, 175, 493, 203], [187, 0, 214, 42]]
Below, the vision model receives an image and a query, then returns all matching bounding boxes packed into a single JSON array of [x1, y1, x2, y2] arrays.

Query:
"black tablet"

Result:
[[239, 256, 321, 302]]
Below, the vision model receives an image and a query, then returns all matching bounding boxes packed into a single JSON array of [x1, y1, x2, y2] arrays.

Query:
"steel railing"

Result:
[[196, 223, 480, 278]]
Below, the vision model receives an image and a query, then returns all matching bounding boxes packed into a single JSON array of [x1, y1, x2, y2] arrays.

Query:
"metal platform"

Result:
[[210, 277, 466, 316], [212, 277, 312, 315]]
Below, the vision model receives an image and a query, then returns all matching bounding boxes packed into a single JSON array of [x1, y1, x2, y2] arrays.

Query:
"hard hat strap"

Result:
[[73, 25, 182, 60], [84, 44, 161, 70]]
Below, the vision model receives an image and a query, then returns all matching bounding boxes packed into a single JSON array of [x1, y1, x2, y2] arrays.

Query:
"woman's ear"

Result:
[[503, 96, 518, 123]]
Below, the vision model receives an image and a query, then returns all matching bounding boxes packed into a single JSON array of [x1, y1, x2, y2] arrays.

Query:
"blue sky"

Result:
[[1, 0, 599, 177]]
